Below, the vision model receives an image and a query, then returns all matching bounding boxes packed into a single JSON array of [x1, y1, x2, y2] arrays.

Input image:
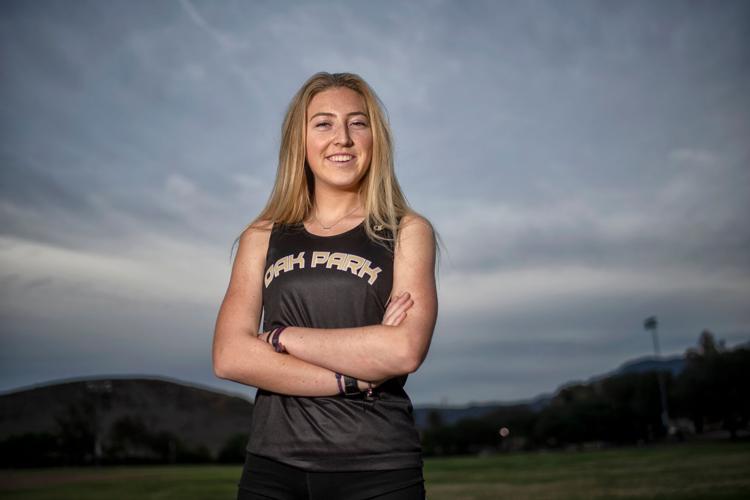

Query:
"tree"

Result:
[[677, 330, 749, 439], [218, 433, 248, 463], [55, 398, 97, 465]]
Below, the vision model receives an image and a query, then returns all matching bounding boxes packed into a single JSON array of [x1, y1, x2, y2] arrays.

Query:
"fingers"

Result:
[[360, 376, 391, 390], [388, 293, 413, 321], [382, 310, 404, 327], [391, 292, 414, 315], [382, 291, 414, 326], [382, 297, 403, 325], [388, 291, 411, 308], [385, 291, 404, 308]]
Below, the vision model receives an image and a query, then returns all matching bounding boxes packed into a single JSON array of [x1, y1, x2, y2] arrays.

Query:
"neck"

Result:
[[312, 187, 363, 219]]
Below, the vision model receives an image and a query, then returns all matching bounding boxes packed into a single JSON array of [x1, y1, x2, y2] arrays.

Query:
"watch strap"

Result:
[[344, 375, 359, 396]]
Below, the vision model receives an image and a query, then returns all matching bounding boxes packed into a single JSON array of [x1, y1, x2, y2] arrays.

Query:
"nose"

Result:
[[334, 123, 353, 146]]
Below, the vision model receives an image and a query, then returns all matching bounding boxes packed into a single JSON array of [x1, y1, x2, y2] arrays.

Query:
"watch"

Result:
[[344, 375, 359, 396]]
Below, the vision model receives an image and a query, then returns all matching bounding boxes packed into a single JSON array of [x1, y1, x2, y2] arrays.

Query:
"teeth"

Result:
[[328, 155, 353, 162]]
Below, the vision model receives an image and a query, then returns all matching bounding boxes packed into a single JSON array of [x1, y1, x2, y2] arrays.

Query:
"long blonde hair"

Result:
[[245, 72, 412, 249]]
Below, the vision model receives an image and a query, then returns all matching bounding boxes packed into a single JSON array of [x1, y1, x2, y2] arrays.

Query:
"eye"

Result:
[[314, 121, 331, 129], [350, 120, 368, 128]]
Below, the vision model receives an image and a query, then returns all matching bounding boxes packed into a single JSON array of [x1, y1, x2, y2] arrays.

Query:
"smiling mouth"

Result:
[[326, 154, 355, 163]]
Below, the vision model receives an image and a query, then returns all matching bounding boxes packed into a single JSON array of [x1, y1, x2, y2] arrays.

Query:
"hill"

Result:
[[413, 354, 684, 427], [0, 375, 253, 463], [0, 352, 694, 464]]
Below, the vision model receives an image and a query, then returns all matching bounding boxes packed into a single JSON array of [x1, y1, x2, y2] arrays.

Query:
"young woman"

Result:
[[213, 72, 438, 500]]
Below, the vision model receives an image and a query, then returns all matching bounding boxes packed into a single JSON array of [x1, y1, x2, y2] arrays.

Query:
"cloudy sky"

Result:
[[1, 0, 748, 406]]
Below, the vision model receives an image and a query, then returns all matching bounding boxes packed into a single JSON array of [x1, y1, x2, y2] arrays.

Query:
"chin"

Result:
[[318, 173, 365, 191]]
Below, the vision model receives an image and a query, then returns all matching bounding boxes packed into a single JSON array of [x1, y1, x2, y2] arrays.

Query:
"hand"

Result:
[[357, 377, 389, 391], [368, 292, 413, 391], [381, 291, 413, 326]]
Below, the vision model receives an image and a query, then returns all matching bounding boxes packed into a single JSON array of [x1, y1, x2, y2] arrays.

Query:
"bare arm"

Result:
[[213, 221, 378, 396], [275, 214, 438, 381]]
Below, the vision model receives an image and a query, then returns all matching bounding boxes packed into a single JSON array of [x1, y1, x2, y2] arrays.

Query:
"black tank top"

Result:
[[245, 220, 423, 471]]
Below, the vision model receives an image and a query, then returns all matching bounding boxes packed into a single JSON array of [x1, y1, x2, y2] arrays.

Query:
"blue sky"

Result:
[[1, 0, 748, 405]]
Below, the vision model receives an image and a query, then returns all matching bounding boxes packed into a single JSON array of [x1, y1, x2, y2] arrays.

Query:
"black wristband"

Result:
[[343, 375, 359, 396]]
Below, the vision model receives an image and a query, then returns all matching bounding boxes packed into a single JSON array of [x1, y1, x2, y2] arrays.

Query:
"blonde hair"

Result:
[[245, 71, 412, 249]]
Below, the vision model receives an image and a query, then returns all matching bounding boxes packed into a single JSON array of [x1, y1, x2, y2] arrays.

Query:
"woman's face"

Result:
[[305, 87, 373, 194]]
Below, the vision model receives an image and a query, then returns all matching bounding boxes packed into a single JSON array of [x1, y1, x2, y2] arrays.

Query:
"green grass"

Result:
[[424, 441, 750, 499], [0, 464, 240, 500], [1, 441, 748, 499]]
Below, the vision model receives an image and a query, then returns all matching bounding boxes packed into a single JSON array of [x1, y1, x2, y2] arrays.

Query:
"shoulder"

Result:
[[236, 218, 274, 261], [392, 212, 437, 294], [241, 218, 274, 241], [398, 212, 435, 242], [395, 212, 436, 256]]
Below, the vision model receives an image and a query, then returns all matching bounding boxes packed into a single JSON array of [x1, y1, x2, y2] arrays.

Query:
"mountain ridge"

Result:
[[0, 354, 690, 444]]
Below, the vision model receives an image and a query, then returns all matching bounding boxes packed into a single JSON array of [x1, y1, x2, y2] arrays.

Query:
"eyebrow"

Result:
[[309, 111, 368, 122]]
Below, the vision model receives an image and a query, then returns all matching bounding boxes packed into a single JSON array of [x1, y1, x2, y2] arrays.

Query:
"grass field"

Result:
[[1, 441, 748, 499]]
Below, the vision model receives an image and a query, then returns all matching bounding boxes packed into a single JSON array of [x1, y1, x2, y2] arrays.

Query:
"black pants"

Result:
[[237, 453, 426, 500]]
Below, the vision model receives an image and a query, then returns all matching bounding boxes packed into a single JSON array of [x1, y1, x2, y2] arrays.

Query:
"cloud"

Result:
[[1, 0, 748, 404], [0, 234, 226, 315]]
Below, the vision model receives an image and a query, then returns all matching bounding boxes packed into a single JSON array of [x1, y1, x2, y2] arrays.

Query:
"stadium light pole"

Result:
[[643, 316, 670, 432]]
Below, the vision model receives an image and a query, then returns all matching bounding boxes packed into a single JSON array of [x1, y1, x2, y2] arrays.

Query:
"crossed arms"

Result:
[[212, 214, 438, 397]]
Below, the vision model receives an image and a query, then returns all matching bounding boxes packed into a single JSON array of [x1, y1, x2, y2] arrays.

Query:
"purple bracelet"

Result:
[[335, 372, 345, 395], [271, 326, 287, 353]]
